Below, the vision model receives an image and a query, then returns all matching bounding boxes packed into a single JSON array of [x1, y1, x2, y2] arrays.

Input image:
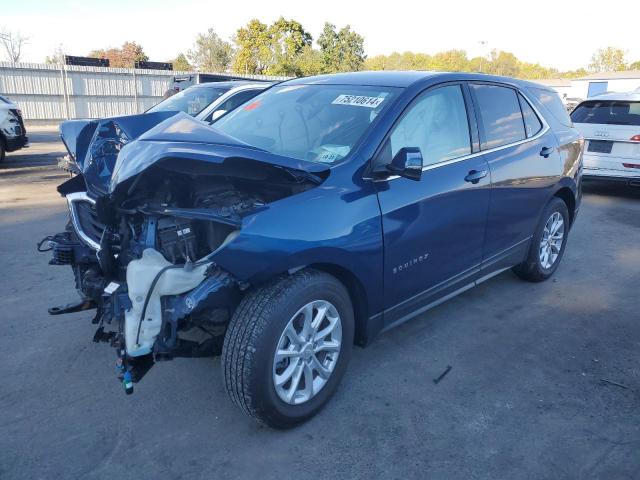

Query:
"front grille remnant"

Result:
[[66, 192, 105, 250]]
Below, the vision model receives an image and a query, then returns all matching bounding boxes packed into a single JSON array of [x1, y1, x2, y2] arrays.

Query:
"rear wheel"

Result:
[[0, 138, 5, 163], [513, 197, 569, 282], [222, 269, 354, 428]]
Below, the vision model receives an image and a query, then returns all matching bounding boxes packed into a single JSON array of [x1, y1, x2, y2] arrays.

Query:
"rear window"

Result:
[[570, 101, 640, 126], [529, 87, 573, 127], [471, 84, 526, 149]]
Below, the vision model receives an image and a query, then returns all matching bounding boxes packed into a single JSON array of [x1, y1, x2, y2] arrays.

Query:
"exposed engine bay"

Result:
[[41, 127, 323, 393]]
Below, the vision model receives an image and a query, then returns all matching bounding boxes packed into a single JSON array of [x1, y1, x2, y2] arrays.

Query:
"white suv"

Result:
[[0, 95, 28, 162], [570, 92, 640, 186]]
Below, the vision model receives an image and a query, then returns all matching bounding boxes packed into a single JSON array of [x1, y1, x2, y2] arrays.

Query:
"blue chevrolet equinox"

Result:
[[43, 71, 583, 427]]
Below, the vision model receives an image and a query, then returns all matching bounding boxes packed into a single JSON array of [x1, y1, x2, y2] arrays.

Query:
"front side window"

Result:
[[215, 84, 400, 163], [472, 84, 526, 149], [384, 85, 471, 167], [570, 101, 640, 126], [148, 86, 230, 116]]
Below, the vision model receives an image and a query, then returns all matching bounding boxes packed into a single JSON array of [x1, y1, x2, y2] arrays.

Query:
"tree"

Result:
[[266, 17, 312, 76], [431, 49, 469, 71], [294, 45, 323, 76], [187, 28, 233, 72], [170, 53, 192, 71], [88, 41, 148, 68], [45, 44, 65, 64], [0, 28, 28, 63], [317, 23, 365, 73], [486, 50, 519, 76], [232, 19, 272, 74], [589, 47, 627, 72], [629, 60, 640, 70]]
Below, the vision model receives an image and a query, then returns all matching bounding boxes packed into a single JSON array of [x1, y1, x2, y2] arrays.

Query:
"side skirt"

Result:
[[362, 237, 532, 344]]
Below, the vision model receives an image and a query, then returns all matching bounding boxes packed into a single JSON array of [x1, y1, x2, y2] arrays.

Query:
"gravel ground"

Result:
[[1, 130, 639, 480]]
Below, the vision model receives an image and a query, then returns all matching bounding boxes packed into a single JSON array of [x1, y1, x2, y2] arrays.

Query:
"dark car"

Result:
[[42, 71, 583, 428]]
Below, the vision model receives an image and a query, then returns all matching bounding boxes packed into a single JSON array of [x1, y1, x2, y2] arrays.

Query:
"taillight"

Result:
[[623, 163, 640, 169], [630, 134, 640, 142]]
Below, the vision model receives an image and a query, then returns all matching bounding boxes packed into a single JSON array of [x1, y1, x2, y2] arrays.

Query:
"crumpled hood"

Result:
[[60, 112, 330, 194], [59, 111, 178, 193]]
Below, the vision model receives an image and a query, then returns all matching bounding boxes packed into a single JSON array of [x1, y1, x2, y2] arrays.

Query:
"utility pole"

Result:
[[478, 40, 488, 73]]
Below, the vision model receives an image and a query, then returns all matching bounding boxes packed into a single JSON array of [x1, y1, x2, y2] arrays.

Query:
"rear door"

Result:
[[469, 83, 562, 270], [373, 83, 490, 326], [571, 100, 640, 175]]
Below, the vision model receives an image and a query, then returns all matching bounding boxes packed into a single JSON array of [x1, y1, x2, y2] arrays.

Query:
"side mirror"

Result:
[[386, 147, 423, 181], [210, 109, 227, 122]]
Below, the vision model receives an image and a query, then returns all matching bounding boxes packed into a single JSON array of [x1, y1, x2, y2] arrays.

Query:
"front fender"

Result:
[[209, 165, 385, 318]]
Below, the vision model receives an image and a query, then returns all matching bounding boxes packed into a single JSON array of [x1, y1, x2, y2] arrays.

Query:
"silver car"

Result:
[[148, 81, 273, 123]]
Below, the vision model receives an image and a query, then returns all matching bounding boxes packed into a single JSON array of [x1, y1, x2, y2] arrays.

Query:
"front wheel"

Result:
[[222, 269, 354, 428], [513, 196, 570, 282]]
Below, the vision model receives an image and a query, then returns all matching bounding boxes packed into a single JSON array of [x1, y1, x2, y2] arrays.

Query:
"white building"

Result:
[[535, 79, 573, 98], [537, 70, 640, 101]]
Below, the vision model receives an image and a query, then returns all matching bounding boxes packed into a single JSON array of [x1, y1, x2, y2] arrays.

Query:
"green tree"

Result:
[[170, 53, 192, 71], [485, 50, 519, 76], [267, 17, 312, 76], [232, 19, 271, 74], [629, 60, 640, 70], [317, 23, 365, 73], [293, 45, 324, 76], [589, 47, 627, 72], [187, 28, 233, 72]]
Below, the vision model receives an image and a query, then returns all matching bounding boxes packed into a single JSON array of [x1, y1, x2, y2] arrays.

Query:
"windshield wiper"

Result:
[[282, 167, 323, 185]]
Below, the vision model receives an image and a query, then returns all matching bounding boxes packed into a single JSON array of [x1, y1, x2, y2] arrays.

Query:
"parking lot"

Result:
[[1, 130, 639, 479]]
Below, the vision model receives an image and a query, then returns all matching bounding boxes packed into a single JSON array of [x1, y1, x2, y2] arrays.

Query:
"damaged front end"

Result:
[[41, 113, 328, 393]]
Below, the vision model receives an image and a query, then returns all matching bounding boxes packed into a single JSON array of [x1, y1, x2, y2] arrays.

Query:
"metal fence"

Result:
[[0, 62, 288, 123]]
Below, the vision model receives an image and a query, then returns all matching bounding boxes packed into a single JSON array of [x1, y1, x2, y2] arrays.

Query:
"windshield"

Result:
[[571, 100, 640, 126], [214, 84, 401, 163], [148, 86, 230, 116]]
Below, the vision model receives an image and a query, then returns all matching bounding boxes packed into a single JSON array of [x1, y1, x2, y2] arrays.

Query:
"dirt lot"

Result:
[[1, 129, 639, 480]]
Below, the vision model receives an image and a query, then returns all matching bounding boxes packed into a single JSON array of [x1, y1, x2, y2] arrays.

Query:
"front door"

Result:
[[373, 84, 490, 327]]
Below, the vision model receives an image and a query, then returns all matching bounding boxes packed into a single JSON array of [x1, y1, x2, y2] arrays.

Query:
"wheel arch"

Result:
[[305, 262, 371, 347], [553, 185, 576, 226]]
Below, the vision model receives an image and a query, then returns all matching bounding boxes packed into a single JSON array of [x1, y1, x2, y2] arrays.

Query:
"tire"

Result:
[[513, 196, 570, 282], [0, 138, 5, 163], [222, 269, 354, 428]]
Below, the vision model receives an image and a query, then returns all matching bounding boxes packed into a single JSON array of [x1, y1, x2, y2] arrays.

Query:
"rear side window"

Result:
[[471, 84, 526, 149], [570, 101, 640, 126], [529, 87, 573, 127], [518, 93, 543, 138]]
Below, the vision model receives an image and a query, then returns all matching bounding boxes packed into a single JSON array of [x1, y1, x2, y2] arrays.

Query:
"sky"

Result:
[[2, 0, 639, 71]]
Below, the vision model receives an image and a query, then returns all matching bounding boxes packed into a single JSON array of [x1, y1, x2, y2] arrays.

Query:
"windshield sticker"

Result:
[[332, 95, 385, 108], [313, 145, 351, 163], [243, 100, 261, 111]]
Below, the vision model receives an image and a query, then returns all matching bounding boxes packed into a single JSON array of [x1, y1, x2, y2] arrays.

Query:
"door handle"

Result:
[[464, 169, 488, 184], [540, 146, 555, 158]]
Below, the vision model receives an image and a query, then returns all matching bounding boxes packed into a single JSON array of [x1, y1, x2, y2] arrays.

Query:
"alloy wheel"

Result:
[[272, 300, 342, 405], [539, 211, 565, 269]]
